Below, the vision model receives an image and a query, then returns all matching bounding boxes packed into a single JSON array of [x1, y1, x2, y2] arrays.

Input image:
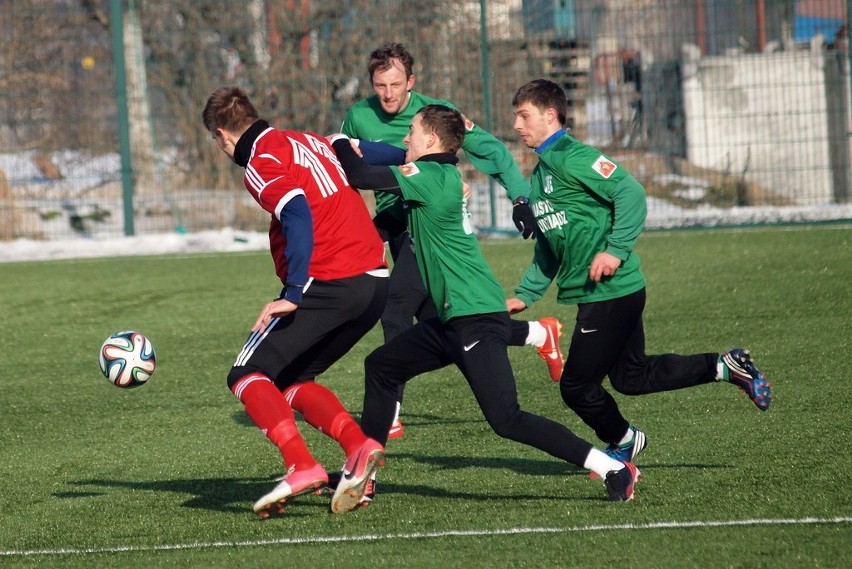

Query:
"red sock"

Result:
[[232, 374, 315, 470], [283, 381, 367, 456]]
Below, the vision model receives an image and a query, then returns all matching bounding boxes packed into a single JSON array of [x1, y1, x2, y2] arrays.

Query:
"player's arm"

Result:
[[329, 135, 402, 195], [332, 137, 406, 166], [589, 175, 646, 282], [606, 175, 646, 259], [278, 194, 314, 304], [332, 137, 407, 240], [358, 140, 406, 166], [460, 122, 536, 238], [251, 194, 313, 333], [461, 124, 529, 200]]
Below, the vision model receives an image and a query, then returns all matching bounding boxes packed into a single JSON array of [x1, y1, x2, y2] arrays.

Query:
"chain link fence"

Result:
[[1, 0, 849, 242]]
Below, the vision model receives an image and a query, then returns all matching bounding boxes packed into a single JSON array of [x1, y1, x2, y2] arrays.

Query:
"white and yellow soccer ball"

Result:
[[98, 331, 156, 388]]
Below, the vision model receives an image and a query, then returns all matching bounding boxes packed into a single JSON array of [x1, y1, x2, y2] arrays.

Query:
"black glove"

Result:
[[512, 196, 536, 239]]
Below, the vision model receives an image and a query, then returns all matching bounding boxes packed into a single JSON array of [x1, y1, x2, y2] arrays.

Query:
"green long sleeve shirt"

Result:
[[514, 133, 647, 306]]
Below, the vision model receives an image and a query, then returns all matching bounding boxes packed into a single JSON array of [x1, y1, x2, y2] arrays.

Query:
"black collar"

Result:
[[233, 119, 270, 167], [417, 152, 459, 166]]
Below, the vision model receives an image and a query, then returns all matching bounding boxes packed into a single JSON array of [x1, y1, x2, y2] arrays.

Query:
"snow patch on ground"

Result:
[[0, 228, 270, 263]]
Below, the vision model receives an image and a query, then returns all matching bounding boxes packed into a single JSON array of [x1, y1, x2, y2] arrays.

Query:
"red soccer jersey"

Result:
[[243, 128, 386, 283]]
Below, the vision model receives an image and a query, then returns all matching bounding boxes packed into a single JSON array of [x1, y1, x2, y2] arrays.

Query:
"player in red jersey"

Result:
[[202, 86, 387, 516]]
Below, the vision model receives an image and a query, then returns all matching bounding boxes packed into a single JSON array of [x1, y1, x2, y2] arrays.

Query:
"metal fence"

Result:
[[1, 0, 850, 242]]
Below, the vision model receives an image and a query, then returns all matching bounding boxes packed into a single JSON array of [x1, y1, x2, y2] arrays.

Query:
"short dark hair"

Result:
[[417, 104, 465, 155], [368, 42, 414, 82], [201, 86, 259, 133], [512, 79, 568, 126]]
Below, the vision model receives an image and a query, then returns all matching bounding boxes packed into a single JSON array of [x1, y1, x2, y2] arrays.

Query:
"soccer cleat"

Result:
[[326, 471, 378, 506], [388, 418, 404, 439], [253, 463, 328, 518], [719, 348, 773, 411], [605, 462, 641, 502], [537, 317, 565, 382], [589, 427, 647, 480], [330, 438, 385, 514], [604, 427, 647, 463]]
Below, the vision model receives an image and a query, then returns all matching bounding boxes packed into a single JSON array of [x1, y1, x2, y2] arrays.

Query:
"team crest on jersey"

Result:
[[461, 115, 475, 131], [399, 163, 420, 177], [544, 175, 554, 194], [592, 155, 617, 178]]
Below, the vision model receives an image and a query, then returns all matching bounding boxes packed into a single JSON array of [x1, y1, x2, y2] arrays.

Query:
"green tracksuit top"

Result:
[[514, 133, 647, 306], [342, 90, 529, 215], [389, 160, 506, 322]]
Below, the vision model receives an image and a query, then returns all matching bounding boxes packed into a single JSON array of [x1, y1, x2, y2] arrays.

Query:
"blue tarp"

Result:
[[794, 16, 845, 43]]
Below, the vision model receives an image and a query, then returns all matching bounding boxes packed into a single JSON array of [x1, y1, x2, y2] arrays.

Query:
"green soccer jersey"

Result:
[[514, 133, 647, 306], [389, 160, 506, 322], [342, 90, 528, 215]]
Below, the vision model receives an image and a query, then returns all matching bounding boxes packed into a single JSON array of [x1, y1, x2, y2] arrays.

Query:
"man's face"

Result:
[[512, 101, 551, 149], [371, 58, 416, 115], [402, 114, 433, 163]]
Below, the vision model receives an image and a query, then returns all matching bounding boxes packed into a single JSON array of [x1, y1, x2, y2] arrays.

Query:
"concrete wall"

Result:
[[682, 46, 848, 205]]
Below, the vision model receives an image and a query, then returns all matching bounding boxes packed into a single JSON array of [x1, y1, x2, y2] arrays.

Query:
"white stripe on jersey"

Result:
[[249, 127, 276, 161], [273, 188, 307, 221], [245, 130, 280, 194], [304, 134, 349, 181], [289, 139, 339, 198], [257, 152, 282, 164], [234, 316, 280, 367], [244, 162, 284, 199]]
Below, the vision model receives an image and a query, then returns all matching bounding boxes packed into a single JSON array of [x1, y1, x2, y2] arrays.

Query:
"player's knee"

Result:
[[365, 350, 409, 389], [227, 366, 254, 391], [484, 407, 524, 439], [364, 350, 378, 372], [489, 419, 517, 440], [364, 351, 387, 387], [608, 373, 644, 395], [560, 378, 592, 409]]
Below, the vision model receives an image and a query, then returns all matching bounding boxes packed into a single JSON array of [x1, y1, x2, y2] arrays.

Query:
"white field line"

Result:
[[2, 516, 850, 557]]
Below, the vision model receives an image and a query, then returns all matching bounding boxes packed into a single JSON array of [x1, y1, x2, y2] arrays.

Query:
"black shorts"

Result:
[[230, 271, 388, 389]]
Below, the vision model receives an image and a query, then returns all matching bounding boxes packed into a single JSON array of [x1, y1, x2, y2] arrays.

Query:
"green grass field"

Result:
[[1, 224, 850, 568]]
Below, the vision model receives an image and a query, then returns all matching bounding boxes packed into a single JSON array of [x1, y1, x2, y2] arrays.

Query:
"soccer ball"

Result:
[[98, 331, 156, 388]]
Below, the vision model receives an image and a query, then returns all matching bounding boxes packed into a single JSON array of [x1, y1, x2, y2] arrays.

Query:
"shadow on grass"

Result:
[[58, 458, 733, 514], [61, 474, 591, 513], [367, 460, 734, 503], [61, 477, 327, 516], [392, 454, 732, 475], [367, 481, 608, 503], [391, 452, 584, 477]]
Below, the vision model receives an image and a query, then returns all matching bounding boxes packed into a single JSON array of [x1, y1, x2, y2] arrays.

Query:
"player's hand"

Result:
[[589, 252, 622, 282], [252, 299, 298, 333], [326, 134, 363, 158], [512, 197, 536, 239], [506, 297, 527, 314], [348, 139, 363, 157]]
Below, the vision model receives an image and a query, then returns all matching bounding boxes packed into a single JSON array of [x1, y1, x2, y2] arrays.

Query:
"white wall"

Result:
[[682, 48, 839, 205]]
